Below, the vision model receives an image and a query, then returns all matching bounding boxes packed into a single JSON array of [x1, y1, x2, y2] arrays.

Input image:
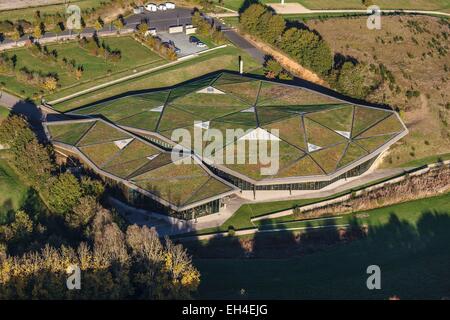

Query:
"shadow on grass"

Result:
[[188, 208, 450, 299]]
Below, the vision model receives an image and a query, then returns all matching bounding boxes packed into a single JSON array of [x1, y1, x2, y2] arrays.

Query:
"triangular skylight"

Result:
[[196, 86, 225, 94], [240, 107, 255, 113], [335, 130, 351, 138], [238, 128, 281, 141], [308, 143, 322, 152], [147, 153, 160, 161], [114, 138, 133, 149], [194, 121, 210, 130], [150, 106, 164, 112]]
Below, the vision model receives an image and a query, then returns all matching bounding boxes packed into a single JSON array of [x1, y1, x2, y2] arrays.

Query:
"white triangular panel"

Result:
[[197, 86, 225, 94], [238, 127, 281, 141], [308, 143, 322, 152], [114, 138, 133, 150], [240, 107, 255, 113], [147, 153, 160, 161], [150, 105, 164, 112], [335, 130, 351, 138], [194, 121, 210, 130]]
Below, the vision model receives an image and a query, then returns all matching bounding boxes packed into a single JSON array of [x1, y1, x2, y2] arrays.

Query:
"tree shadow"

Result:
[[188, 206, 450, 299]]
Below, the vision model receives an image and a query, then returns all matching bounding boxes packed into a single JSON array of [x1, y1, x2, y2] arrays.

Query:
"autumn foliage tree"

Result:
[[0, 209, 200, 299], [0, 115, 200, 299]]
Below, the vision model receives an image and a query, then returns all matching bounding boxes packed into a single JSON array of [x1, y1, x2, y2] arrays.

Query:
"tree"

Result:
[[33, 23, 45, 41], [264, 58, 283, 79], [11, 28, 21, 45], [239, 3, 267, 34], [113, 17, 125, 34], [264, 13, 285, 45], [48, 172, 82, 214], [94, 18, 104, 33], [332, 61, 371, 99], [66, 196, 99, 229], [42, 76, 58, 91], [137, 22, 148, 35], [0, 210, 33, 242], [55, 22, 64, 41], [0, 115, 53, 189]]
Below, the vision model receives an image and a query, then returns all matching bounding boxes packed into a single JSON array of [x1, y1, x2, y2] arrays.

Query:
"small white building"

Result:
[[165, 2, 176, 9], [133, 6, 144, 14], [145, 3, 157, 12], [157, 4, 167, 11]]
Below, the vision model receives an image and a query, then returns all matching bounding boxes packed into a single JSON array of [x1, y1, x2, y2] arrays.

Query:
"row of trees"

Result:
[[78, 35, 122, 63], [0, 49, 59, 92], [135, 23, 177, 61], [240, 3, 382, 99], [240, 3, 333, 76], [0, 115, 200, 299], [192, 11, 226, 45]]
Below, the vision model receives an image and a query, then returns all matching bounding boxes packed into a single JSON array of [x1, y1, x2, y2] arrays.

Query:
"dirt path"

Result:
[[0, 0, 66, 11], [239, 32, 327, 86]]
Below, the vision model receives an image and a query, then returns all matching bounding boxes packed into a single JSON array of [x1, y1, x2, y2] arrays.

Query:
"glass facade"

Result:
[[208, 157, 377, 191]]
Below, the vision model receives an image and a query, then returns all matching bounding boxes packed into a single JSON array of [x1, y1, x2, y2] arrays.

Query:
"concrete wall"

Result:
[[168, 26, 183, 34], [252, 160, 450, 222]]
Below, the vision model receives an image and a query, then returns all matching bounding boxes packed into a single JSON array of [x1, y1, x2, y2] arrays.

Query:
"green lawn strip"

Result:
[[258, 193, 450, 230], [52, 46, 263, 112], [181, 169, 411, 236], [0, 159, 29, 223], [195, 193, 450, 299], [0, 105, 10, 122]]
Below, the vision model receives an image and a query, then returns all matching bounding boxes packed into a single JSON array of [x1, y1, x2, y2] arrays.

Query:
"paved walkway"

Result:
[[116, 167, 407, 236], [266, 3, 450, 17]]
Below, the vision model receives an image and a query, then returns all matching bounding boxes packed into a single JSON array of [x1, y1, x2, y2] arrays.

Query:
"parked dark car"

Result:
[[189, 36, 200, 43]]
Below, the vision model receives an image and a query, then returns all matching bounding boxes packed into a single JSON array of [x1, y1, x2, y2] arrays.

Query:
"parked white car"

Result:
[[165, 2, 176, 9], [144, 3, 157, 12], [157, 4, 167, 10], [196, 42, 207, 48]]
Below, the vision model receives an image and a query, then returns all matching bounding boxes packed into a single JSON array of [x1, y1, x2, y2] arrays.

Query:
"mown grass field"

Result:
[[53, 45, 263, 112], [0, 36, 165, 100], [194, 193, 450, 299], [0, 159, 29, 223]]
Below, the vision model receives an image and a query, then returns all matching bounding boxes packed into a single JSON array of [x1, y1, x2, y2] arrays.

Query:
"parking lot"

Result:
[[125, 7, 193, 31], [157, 32, 208, 57], [125, 7, 209, 57]]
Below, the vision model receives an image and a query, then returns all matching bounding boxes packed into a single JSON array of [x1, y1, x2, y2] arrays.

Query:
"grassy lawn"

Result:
[[215, 0, 450, 12], [183, 169, 410, 236], [0, 159, 29, 223], [0, 36, 164, 100], [53, 45, 263, 112], [194, 193, 450, 299], [0, 0, 108, 23], [0, 105, 9, 122]]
